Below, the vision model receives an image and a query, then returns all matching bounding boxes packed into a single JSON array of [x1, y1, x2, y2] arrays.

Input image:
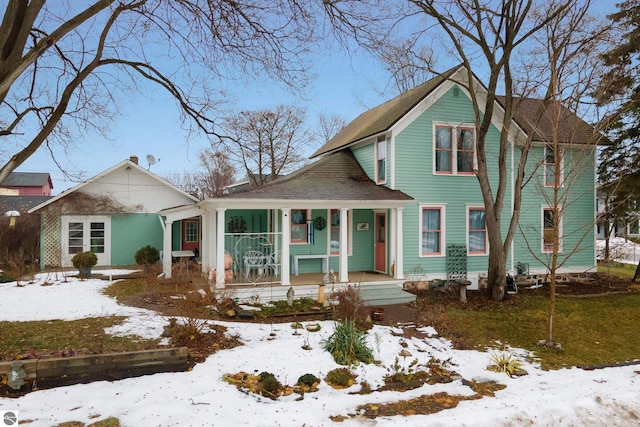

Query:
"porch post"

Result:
[[203, 210, 216, 276], [281, 208, 291, 286], [163, 219, 173, 278], [200, 212, 209, 274], [215, 208, 226, 288], [339, 208, 349, 282], [395, 207, 404, 279]]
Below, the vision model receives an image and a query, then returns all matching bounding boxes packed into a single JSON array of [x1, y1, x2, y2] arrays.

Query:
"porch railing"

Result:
[[224, 232, 282, 284]]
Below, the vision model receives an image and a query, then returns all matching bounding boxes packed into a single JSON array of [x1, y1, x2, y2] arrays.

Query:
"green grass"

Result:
[[0, 316, 160, 360], [598, 262, 637, 280], [443, 293, 640, 369]]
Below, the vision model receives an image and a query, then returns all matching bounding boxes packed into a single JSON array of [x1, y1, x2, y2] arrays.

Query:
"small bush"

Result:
[[325, 367, 356, 388], [487, 351, 523, 377], [322, 319, 374, 365], [71, 251, 97, 268], [332, 285, 363, 320], [134, 245, 160, 265], [296, 373, 319, 387], [258, 371, 281, 397]]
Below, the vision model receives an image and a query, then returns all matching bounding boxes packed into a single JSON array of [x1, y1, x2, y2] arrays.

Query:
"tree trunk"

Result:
[[487, 244, 507, 301], [634, 259, 640, 284]]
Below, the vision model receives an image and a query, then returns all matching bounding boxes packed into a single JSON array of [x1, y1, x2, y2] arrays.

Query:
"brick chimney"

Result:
[[129, 155, 138, 165]]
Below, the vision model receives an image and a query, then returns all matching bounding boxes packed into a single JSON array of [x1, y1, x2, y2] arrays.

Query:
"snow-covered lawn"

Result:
[[1, 270, 639, 426]]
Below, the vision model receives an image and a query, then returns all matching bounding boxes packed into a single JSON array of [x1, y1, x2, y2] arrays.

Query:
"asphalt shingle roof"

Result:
[[223, 150, 413, 202], [1, 172, 52, 187], [311, 66, 462, 158]]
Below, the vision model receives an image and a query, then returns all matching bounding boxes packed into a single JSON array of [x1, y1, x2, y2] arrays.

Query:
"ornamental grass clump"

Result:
[[322, 319, 374, 365], [487, 351, 524, 377]]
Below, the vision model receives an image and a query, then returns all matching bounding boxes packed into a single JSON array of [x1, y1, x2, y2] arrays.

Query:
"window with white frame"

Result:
[[468, 207, 487, 254], [544, 145, 561, 187], [376, 136, 386, 183], [329, 209, 351, 255], [542, 207, 562, 253], [421, 206, 444, 256], [435, 125, 474, 175], [291, 209, 309, 244]]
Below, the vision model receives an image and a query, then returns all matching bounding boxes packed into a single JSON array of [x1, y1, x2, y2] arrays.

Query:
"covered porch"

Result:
[[158, 150, 414, 290]]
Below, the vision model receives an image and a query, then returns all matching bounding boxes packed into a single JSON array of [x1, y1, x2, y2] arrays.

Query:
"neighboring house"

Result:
[[596, 189, 640, 240], [0, 172, 53, 196], [29, 157, 199, 269], [165, 66, 603, 290]]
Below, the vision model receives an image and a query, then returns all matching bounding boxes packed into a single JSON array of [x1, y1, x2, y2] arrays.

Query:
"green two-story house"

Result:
[[160, 65, 602, 292]]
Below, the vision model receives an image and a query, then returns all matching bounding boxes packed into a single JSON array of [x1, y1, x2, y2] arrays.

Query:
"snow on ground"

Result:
[[596, 237, 640, 264], [1, 269, 640, 426]]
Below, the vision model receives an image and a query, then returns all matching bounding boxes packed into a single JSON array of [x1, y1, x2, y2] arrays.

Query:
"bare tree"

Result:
[[323, 0, 609, 299], [198, 150, 236, 197], [317, 113, 348, 144], [219, 105, 314, 186], [0, 1, 321, 184]]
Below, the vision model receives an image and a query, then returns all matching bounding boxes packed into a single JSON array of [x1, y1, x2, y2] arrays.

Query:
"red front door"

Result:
[[181, 218, 200, 254], [374, 212, 386, 272]]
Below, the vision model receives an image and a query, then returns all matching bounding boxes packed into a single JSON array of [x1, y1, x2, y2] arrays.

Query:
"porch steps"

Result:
[[233, 282, 416, 307]]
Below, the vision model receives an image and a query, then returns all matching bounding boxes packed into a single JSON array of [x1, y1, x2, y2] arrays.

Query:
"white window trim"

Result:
[[466, 205, 488, 256], [328, 209, 352, 256], [290, 208, 310, 244], [541, 206, 563, 253], [544, 145, 564, 188], [419, 204, 446, 257], [375, 135, 387, 184], [433, 122, 476, 176]]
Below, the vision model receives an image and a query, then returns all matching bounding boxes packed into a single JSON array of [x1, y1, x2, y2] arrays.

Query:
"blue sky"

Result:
[[14, 1, 615, 195]]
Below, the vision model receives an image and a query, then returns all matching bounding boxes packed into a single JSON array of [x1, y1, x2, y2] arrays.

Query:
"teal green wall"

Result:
[[111, 214, 163, 265], [514, 145, 596, 269], [391, 86, 509, 276]]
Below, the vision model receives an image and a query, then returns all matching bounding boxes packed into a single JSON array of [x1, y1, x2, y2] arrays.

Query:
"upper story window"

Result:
[[376, 136, 386, 183], [435, 125, 475, 175], [468, 207, 487, 255], [420, 206, 444, 256], [291, 209, 309, 244], [544, 145, 562, 187]]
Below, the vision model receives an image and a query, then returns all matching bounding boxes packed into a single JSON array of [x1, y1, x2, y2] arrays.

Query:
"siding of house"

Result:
[[111, 214, 164, 265], [514, 144, 596, 272]]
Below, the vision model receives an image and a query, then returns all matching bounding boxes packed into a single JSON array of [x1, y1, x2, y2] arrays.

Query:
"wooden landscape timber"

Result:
[[0, 347, 188, 393]]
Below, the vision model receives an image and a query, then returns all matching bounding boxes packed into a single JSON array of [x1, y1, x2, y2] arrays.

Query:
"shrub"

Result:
[[332, 285, 363, 321], [134, 245, 160, 265], [325, 367, 356, 388], [296, 373, 319, 387], [258, 371, 281, 397], [71, 251, 97, 268], [322, 319, 374, 365]]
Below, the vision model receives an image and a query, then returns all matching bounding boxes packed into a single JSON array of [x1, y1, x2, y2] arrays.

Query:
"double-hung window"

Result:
[[376, 136, 386, 183], [435, 125, 475, 175], [291, 209, 309, 244], [468, 207, 487, 254], [542, 207, 562, 253], [421, 206, 444, 256], [544, 145, 562, 187]]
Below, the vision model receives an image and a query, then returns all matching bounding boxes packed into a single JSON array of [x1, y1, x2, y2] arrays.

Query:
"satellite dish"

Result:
[[146, 154, 160, 170]]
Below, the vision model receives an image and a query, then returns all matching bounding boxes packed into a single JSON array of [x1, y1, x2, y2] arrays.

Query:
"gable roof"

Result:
[[220, 150, 412, 202], [1, 172, 52, 188], [311, 65, 463, 158], [28, 159, 198, 213], [497, 97, 609, 146], [313, 66, 607, 158]]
